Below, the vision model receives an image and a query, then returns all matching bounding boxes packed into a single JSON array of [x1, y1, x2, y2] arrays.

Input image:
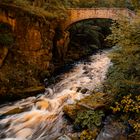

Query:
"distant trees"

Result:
[[68, 0, 134, 8], [68, 19, 112, 51], [1, 0, 139, 10], [104, 8, 140, 138]]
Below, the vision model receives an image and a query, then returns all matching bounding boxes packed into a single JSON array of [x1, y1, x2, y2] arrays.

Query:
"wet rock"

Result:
[[83, 71, 89, 74], [0, 106, 29, 116], [0, 122, 10, 129], [83, 66, 88, 71], [96, 122, 127, 140], [76, 87, 82, 92], [80, 88, 88, 94], [0, 132, 6, 138], [68, 133, 80, 140], [8, 86, 45, 100], [57, 135, 72, 140]]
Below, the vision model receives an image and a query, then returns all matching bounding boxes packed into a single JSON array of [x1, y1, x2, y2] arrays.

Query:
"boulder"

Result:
[[63, 104, 82, 120], [0, 106, 28, 116], [78, 92, 112, 110], [57, 135, 72, 140], [96, 121, 127, 140], [63, 92, 113, 120], [9, 86, 45, 99], [80, 88, 88, 94]]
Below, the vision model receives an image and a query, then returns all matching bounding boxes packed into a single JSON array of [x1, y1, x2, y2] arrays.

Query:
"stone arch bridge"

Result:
[[64, 8, 135, 29]]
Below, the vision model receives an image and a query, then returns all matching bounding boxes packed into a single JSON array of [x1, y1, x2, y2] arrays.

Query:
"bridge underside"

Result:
[[66, 18, 113, 30]]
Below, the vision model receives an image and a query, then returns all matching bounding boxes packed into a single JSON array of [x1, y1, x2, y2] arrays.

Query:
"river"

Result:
[[0, 49, 111, 140]]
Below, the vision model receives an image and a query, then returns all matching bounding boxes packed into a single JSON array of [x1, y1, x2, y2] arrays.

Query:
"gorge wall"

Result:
[[0, 3, 69, 102], [0, 4, 58, 71]]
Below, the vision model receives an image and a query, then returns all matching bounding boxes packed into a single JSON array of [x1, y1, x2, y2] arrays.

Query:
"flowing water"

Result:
[[0, 50, 111, 140]]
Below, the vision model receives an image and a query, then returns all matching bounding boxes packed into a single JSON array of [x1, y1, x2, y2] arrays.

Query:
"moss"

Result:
[[78, 92, 113, 110]]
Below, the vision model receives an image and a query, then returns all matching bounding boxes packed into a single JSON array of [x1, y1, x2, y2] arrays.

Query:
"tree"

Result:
[[105, 12, 140, 97]]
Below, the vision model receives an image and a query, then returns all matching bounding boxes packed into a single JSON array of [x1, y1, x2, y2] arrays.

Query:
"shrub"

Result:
[[74, 110, 105, 130], [110, 94, 140, 134], [105, 12, 140, 97], [111, 94, 140, 114], [80, 129, 98, 140]]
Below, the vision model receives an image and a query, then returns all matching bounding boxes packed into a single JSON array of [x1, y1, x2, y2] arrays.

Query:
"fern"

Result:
[[74, 110, 105, 130]]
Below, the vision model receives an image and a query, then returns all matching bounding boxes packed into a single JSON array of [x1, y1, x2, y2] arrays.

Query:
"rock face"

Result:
[[0, 47, 8, 68], [0, 4, 58, 71], [0, 4, 61, 102]]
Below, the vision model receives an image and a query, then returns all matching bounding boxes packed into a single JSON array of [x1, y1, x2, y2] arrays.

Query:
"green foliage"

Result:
[[105, 12, 140, 97], [63, 0, 133, 8], [105, 12, 140, 137], [13, 0, 30, 6], [1, 0, 136, 10], [74, 110, 105, 130], [0, 33, 14, 46], [69, 19, 111, 50], [1, 0, 67, 20], [130, 0, 140, 10], [110, 94, 140, 134], [111, 94, 140, 114]]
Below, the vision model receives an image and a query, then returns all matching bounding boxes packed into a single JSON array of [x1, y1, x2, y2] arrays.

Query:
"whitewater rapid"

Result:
[[0, 50, 111, 140]]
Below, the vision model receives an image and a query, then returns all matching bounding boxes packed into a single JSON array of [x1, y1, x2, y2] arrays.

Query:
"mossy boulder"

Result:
[[77, 92, 113, 110], [63, 104, 83, 120], [63, 92, 113, 120]]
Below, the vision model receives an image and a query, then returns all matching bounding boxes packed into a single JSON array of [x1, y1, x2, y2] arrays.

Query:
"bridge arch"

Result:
[[66, 18, 113, 30], [64, 8, 135, 30]]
